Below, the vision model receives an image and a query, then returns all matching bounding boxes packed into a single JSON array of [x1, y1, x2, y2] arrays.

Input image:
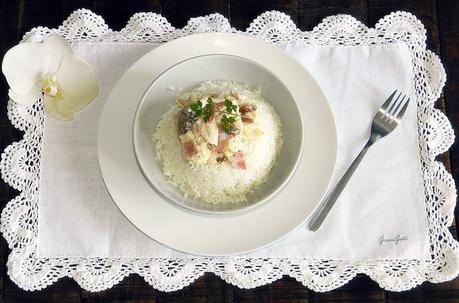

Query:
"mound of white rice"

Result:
[[153, 80, 283, 204]]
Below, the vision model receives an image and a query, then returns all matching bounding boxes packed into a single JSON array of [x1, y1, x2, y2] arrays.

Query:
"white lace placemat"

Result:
[[1, 9, 458, 292], [37, 38, 430, 261]]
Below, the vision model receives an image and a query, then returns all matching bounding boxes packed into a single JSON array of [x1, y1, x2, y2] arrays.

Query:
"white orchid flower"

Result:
[[2, 35, 98, 121]]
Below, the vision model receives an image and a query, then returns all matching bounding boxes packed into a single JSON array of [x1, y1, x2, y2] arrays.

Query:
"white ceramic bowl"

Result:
[[133, 54, 303, 214]]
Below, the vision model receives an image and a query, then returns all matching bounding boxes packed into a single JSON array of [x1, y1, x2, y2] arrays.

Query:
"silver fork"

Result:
[[307, 91, 410, 231]]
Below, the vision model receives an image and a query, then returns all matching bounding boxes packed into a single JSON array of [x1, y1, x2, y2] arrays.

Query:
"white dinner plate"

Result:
[[98, 33, 337, 256]]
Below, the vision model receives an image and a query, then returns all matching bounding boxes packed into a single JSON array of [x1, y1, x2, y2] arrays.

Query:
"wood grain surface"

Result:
[[0, 0, 458, 302]]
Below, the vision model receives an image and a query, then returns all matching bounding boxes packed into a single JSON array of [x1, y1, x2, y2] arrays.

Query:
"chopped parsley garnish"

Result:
[[189, 98, 240, 134], [189, 98, 214, 122], [220, 115, 237, 133], [220, 99, 239, 133], [224, 98, 238, 114], [202, 98, 214, 122], [189, 100, 203, 116]]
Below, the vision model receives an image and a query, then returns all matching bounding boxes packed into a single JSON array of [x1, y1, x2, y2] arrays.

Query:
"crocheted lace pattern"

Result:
[[0, 9, 457, 292]]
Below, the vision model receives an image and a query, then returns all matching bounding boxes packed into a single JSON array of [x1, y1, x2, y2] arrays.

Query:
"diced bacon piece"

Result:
[[241, 116, 254, 123], [179, 132, 198, 160], [239, 103, 257, 114], [231, 152, 246, 170], [214, 102, 226, 111], [240, 104, 257, 124], [182, 141, 197, 158]]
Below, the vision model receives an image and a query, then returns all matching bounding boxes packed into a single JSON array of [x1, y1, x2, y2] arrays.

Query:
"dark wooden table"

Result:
[[1, 0, 458, 302]]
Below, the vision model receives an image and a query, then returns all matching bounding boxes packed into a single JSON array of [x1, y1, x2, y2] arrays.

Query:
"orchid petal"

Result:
[[55, 54, 99, 113], [44, 95, 74, 122], [2, 42, 44, 95], [8, 83, 42, 106], [42, 35, 73, 75]]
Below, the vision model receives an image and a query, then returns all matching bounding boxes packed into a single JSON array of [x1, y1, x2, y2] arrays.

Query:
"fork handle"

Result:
[[307, 143, 371, 231]]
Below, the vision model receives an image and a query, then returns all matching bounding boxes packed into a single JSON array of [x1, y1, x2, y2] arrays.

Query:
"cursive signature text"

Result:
[[378, 234, 408, 246]]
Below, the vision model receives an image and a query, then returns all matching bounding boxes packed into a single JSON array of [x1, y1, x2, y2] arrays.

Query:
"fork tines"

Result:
[[382, 90, 410, 120]]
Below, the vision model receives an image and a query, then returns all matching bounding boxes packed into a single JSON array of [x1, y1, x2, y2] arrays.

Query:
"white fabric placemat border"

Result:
[[0, 9, 457, 292]]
